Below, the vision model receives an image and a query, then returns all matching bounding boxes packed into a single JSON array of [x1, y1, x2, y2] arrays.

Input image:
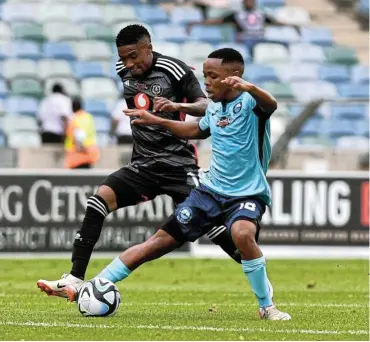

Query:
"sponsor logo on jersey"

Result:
[[216, 117, 231, 128], [151, 83, 163, 96], [134, 93, 150, 110], [135, 82, 148, 92], [177, 207, 193, 224]]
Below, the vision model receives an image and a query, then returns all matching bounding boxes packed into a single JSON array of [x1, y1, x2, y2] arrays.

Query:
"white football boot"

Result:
[[259, 306, 291, 320], [37, 274, 83, 299]]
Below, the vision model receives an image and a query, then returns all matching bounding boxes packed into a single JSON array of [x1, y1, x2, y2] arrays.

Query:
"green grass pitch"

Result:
[[0, 258, 368, 341]]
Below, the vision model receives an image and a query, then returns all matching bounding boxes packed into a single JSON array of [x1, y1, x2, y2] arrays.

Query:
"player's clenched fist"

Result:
[[153, 97, 180, 112], [123, 108, 162, 126], [221, 76, 255, 92]]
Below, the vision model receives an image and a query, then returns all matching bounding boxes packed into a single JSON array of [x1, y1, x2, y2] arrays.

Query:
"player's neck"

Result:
[[222, 91, 243, 108]]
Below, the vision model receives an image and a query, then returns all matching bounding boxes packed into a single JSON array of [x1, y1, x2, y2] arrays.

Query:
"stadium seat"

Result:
[[319, 64, 350, 84], [254, 43, 289, 65], [3, 59, 38, 79], [291, 81, 338, 102], [38, 59, 74, 80], [301, 27, 333, 47], [152, 41, 182, 59], [8, 131, 41, 148], [93, 117, 110, 133], [43, 42, 75, 61], [299, 118, 326, 137], [331, 103, 367, 120], [74, 61, 107, 79], [8, 41, 41, 61], [216, 43, 251, 62], [244, 64, 279, 83], [10, 78, 43, 98], [5, 96, 38, 117], [103, 4, 138, 24], [275, 64, 318, 82], [85, 24, 115, 43], [12, 22, 45, 42], [181, 42, 214, 62], [152, 24, 188, 43], [37, 3, 71, 23], [135, 5, 168, 24], [290, 43, 326, 63], [288, 103, 328, 120], [0, 130, 6, 147], [352, 64, 369, 84], [262, 82, 295, 99], [81, 78, 118, 100], [2, 115, 38, 133], [299, 136, 333, 147], [336, 136, 369, 150], [0, 80, 8, 98], [259, 0, 286, 8], [2, 3, 37, 23], [325, 46, 359, 65], [0, 22, 11, 40], [74, 41, 112, 61], [44, 77, 80, 97], [336, 84, 369, 98], [328, 120, 357, 138], [264, 26, 300, 44], [206, 7, 234, 19], [44, 22, 85, 41], [71, 4, 103, 24], [275, 6, 310, 25], [170, 6, 203, 24], [189, 25, 226, 44], [84, 100, 110, 117]]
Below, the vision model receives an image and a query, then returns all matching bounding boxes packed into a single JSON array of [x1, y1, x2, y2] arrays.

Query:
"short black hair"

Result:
[[116, 24, 151, 47], [52, 83, 64, 94], [72, 97, 82, 112], [208, 48, 244, 65]]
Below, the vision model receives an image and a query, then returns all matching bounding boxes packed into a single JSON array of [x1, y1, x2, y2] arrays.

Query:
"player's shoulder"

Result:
[[206, 100, 221, 114], [154, 52, 192, 81], [241, 92, 256, 109]]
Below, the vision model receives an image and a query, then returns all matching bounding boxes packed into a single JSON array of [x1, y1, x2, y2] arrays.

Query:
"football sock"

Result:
[[242, 256, 273, 308], [96, 257, 131, 283], [70, 195, 110, 280]]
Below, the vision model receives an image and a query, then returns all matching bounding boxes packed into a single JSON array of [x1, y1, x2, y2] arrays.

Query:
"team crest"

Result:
[[151, 83, 163, 96], [233, 102, 242, 114], [216, 116, 231, 128], [177, 207, 193, 224]]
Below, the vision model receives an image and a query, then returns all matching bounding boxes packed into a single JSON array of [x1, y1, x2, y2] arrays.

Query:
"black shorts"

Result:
[[101, 163, 200, 209]]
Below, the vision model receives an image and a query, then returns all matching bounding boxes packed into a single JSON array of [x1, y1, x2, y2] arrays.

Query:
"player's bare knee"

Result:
[[231, 220, 257, 246], [96, 185, 117, 211]]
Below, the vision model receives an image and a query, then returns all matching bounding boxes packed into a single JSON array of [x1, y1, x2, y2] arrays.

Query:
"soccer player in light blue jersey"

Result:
[[63, 48, 290, 320]]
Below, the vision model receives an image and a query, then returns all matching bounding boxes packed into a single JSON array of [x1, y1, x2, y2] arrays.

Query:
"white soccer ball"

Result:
[[77, 278, 120, 317]]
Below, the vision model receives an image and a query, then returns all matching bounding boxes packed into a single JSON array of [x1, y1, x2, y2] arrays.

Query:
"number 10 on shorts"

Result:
[[239, 202, 256, 211]]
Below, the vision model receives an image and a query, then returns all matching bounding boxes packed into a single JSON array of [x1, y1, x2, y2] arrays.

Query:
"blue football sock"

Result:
[[96, 257, 131, 283], [242, 256, 273, 308]]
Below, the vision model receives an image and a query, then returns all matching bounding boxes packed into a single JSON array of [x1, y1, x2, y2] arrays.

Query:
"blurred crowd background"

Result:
[[0, 0, 368, 171]]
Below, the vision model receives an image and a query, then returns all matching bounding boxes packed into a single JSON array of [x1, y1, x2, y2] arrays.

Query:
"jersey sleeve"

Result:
[[179, 68, 206, 103], [198, 108, 210, 131]]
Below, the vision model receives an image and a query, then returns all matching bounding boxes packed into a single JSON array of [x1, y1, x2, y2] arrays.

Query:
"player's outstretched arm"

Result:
[[222, 77, 278, 114], [153, 97, 209, 117], [124, 109, 209, 139]]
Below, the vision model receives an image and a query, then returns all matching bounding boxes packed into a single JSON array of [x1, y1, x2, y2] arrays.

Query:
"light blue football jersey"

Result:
[[198, 92, 272, 206]]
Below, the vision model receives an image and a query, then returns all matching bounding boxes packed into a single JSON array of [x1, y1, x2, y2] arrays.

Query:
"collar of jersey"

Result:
[[220, 92, 243, 114]]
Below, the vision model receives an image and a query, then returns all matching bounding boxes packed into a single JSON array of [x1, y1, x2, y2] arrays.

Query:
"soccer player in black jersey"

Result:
[[37, 25, 241, 297]]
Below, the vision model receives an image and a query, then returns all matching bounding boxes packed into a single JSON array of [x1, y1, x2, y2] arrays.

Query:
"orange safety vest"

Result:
[[64, 110, 100, 169]]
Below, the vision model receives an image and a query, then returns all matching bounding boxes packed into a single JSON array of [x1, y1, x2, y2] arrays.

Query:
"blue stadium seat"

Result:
[[244, 64, 279, 83], [0, 79, 8, 98], [336, 84, 369, 98], [259, 0, 286, 8], [9, 41, 41, 61], [2, 3, 35, 23], [288, 104, 326, 120], [5, 96, 38, 117], [299, 118, 326, 137], [331, 103, 367, 120], [329, 120, 357, 138], [276, 64, 318, 82], [152, 24, 188, 43], [43, 42, 75, 61], [189, 25, 225, 44], [135, 5, 168, 24], [352, 64, 369, 84], [71, 4, 103, 24], [93, 116, 110, 133], [301, 27, 333, 47], [73, 62, 106, 80], [0, 45, 7, 60], [290, 43, 325, 63], [291, 81, 338, 102], [171, 6, 203, 24], [84, 100, 110, 118], [264, 26, 300, 44], [319, 65, 350, 84]]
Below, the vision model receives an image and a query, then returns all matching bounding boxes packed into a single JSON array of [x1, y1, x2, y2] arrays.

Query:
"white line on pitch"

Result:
[[0, 321, 368, 336]]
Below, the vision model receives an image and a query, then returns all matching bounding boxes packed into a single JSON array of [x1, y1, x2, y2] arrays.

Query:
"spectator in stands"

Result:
[[110, 94, 133, 145], [187, 0, 297, 41], [37, 83, 73, 144], [64, 97, 100, 169]]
